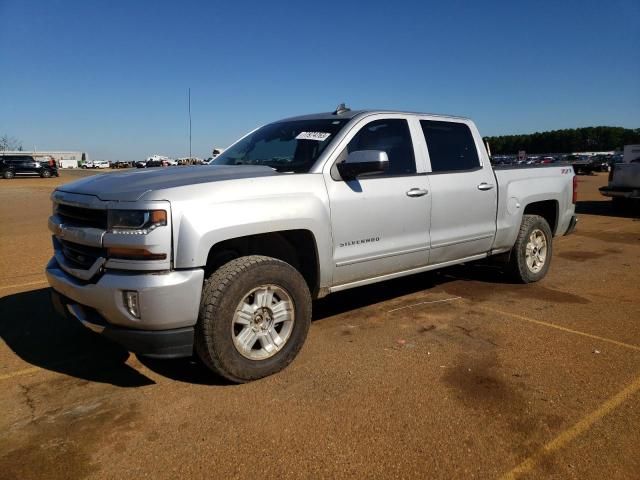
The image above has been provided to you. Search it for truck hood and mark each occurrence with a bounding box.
[56,165,278,201]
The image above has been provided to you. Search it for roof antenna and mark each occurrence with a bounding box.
[333,103,350,115]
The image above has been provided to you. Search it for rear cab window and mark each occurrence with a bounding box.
[420,120,480,173]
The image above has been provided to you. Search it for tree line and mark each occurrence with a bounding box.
[0,135,23,151]
[484,126,640,155]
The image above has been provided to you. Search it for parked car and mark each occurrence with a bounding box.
[600,145,640,209]
[111,161,131,168]
[135,161,147,168]
[1,154,59,179]
[84,160,110,169]
[145,160,163,167]
[567,155,596,175]
[46,108,577,382]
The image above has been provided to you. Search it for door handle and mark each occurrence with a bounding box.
[477,183,495,191]
[406,188,429,197]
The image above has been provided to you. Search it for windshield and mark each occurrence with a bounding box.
[212,119,348,173]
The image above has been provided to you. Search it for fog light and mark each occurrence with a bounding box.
[123,291,140,318]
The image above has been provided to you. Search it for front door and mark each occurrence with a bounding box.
[326,118,431,286]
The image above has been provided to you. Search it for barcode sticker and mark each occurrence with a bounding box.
[296,132,331,141]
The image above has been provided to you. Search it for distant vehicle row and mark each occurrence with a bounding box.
[491,154,615,174]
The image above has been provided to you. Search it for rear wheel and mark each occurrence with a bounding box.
[2,170,15,179]
[507,214,553,283]
[195,255,311,383]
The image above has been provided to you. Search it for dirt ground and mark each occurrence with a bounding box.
[0,170,638,479]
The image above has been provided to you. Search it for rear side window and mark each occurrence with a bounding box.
[420,120,480,172]
[347,119,416,176]
[1,156,24,165]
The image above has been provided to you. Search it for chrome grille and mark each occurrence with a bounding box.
[58,239,105,269]
[55,203,107,229]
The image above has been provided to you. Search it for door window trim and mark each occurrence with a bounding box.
[415,117,487,173]
[424,166,484,175]
[324,113,428,181]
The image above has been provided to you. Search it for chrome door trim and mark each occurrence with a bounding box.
[335,245,431,268]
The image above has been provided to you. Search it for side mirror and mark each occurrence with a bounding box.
[337,150,389,180]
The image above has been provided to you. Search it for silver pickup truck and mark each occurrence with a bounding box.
[46,108,577,382]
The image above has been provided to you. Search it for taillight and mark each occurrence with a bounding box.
[572,175,578,204]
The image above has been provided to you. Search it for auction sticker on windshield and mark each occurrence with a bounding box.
[296,132,332,141]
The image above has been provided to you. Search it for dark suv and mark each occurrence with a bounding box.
[0,155,59,179]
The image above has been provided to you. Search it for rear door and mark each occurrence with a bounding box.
[8,157,28,174]
[325,115,431,286]
[16,156,38,173]
[419,119,497,264]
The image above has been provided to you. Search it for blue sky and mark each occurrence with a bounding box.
[1,0,638,161]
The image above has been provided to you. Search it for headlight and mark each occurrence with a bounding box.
[108,209,167,234]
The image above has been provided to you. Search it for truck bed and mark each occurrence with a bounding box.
[491,164,576,252]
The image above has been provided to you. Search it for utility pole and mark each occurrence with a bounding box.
[188,88,192,161]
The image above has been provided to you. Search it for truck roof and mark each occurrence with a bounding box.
[279,109,471,123]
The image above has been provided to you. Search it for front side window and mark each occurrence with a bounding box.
[213,119,348,173]
[347,119,416,176]
[420,120,480,172]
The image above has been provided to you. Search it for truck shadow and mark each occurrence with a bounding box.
[0,263,530,387]
[575,199,639,219]
[0,288,237,386]
[0,288,154,387]
[313,263,512,321]
[313,271,439,321]
[136,356,234,386]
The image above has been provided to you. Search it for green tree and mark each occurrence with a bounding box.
[485,127,640,154]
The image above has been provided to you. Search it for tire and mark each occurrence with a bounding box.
[195,255,312,383]
[2,170,15,179]
[507,214,553,283]
[40,169,52,178]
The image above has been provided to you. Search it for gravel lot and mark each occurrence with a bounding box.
[0,170,638,479]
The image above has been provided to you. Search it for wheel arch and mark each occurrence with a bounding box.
[522,200,559,235]
[204,230,321,298]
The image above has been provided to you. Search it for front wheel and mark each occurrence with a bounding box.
[507,214,553,283]
[195,255,312,383]
[40,169,52,178]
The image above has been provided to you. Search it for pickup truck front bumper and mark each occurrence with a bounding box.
[46,257,204,358]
